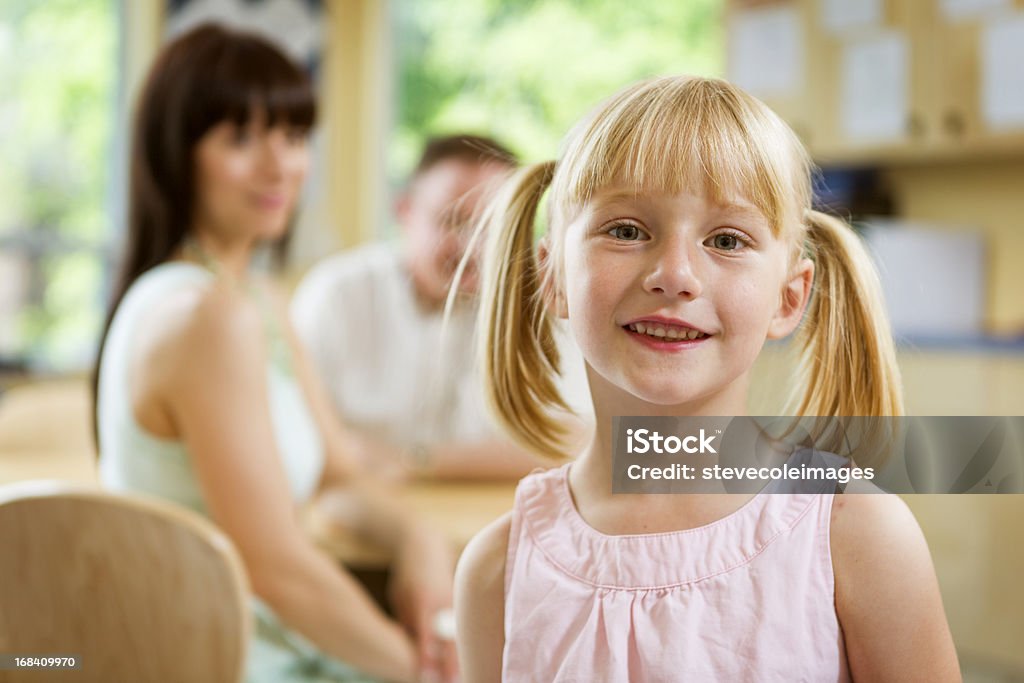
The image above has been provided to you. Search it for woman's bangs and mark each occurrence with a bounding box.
[196,35,317,134]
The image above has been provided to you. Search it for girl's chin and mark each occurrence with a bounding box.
[621,382,731,414]
[606,383,698,411]
[632,396,702,413]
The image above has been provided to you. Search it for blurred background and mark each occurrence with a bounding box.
[0,0,724,372]
[0,0,1022,680]
[2,0,1024,374]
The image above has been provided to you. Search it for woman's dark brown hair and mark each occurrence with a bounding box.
[91,23,317,445]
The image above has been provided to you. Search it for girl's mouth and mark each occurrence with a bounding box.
[623,321,710,342]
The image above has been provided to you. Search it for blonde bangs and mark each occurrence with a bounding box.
[553,77,811,238]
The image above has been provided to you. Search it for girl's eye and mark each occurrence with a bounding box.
[608,224,646,241]
[707,232,747,251]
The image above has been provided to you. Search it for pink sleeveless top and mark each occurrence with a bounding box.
[502,464,850,682]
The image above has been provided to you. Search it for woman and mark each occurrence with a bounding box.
[94,24,456,683]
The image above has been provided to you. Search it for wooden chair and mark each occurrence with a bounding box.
[0,481,250,682]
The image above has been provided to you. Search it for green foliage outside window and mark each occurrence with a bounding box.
[391,0,723,182]
[0,0,722,370]
[0,0,115,370]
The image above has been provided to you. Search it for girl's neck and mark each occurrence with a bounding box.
[568,385,763,535]
[574,370,751,499]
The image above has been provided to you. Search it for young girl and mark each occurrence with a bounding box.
[454,76,960,681]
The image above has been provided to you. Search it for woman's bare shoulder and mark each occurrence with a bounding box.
[134,278,265,381]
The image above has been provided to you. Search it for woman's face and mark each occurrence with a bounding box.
[192,108,310,244]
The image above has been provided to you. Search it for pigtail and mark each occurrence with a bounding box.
[789,210,903,459]
[474,160,574,460]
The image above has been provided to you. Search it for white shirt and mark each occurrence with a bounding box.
[291,242,590,450]
[100,262,324,512]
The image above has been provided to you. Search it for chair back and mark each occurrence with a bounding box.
[0,481,250,682]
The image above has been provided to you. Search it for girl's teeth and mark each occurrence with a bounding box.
[628,323,704,340]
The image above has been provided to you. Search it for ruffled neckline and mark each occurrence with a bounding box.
[517,463,827,590]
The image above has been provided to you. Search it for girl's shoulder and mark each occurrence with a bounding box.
[456,511,512,597]
[829,492,924,568]
[830,493,929,595]
[456,465,564,598]
[455,512,512,682]
[829,493,959,678]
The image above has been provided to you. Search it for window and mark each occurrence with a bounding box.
[390,0,723,183]
[0,0,117,373]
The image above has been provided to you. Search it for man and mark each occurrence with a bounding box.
[292,134,587,479]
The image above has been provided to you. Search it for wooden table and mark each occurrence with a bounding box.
[0,379,97,456]
[306,481,517,568]
[1,379,519,567]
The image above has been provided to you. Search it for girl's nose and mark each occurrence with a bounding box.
[642,241,703,299]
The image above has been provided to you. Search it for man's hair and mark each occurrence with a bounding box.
[412,134,518,180]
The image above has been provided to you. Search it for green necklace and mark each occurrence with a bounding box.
[181,236,294,377]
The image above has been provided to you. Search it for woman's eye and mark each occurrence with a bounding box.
[709,233,745,251]
[230,128,252,146]
[608,224,645,241]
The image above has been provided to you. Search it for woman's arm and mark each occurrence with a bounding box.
[156,285,418,683]
[454,513,510,683]
[337,429,550,482]
[403,435,570,482]
[271,281,458,682]
[831,493,961,682]
[417,437,544,481]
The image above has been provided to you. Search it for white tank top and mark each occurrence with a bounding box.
[97,262,324,513]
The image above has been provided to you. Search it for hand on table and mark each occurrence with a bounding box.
[390,525,460,683]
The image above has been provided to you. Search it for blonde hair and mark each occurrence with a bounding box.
[475,76,903,460]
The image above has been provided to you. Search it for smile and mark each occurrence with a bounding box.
[253,194,287,210]
[624,321,709,341]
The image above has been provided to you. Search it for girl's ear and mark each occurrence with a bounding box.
[537,237,568,319]
[768,257,814,340]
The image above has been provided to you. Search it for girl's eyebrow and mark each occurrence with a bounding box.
[588,190,642,209]
[714,202,767,224]
[585,192,769,226]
